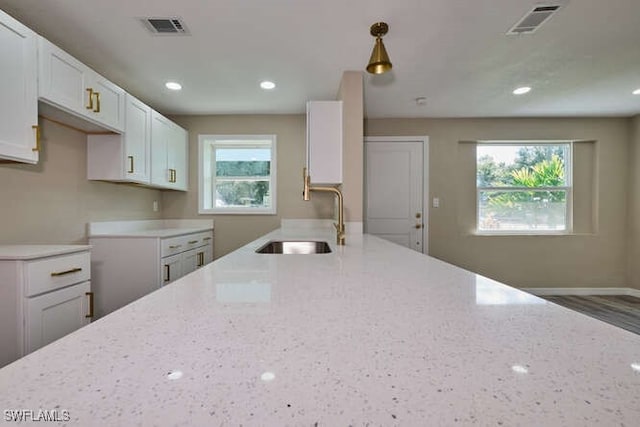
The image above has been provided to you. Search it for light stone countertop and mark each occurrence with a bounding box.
[0,228,639,425]
[0,245,91,260]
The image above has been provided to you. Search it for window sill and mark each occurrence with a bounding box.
[199,208,276,215]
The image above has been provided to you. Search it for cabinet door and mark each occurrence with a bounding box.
[0,10,38,164]
[181,249,199,277]
[38,37,124,133]
[151,110,170,187]
[200,243,213,266]
[90,73,125,132]
[306,100,343,184]
[25,281,91,354]
[168,122,189,191]
[38,37,91,117]
[124,95,151,183]
[161,254,182,286]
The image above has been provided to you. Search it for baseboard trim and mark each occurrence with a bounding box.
[522,287,640,298]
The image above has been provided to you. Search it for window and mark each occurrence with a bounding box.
[199,135,276,214]
[476,142,571,233]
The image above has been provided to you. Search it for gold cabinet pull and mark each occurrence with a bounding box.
[169,244,182,249]
[164,264,170,282]
[85,292,94,318]
[188,240,198,244]
[169,169,176,183]
[127,156,134,173]
[51,267,82,277]
[197,251,204,267]
[86,88,94,109]
[93,91,101,113]
[203,237,212,241]
[31,125,41,152]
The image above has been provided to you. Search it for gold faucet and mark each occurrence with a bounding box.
[303,167,346,245]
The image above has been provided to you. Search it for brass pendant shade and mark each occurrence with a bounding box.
[366,22,392,74]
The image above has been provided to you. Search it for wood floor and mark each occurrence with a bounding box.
[544,295,640,335]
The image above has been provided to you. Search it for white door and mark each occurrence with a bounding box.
[124,95,151,183]
[25,281,91,354]
[0,10,38,164]
[365,138,427,253]
[161,254,182,285]
[151,111,170,187]
[91,73,125,132]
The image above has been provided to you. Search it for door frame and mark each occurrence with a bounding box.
[364,136,430,255]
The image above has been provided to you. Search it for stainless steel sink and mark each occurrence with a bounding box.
[255,240,331,254]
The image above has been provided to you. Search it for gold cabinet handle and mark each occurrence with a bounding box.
[197,251,204,267]
[93,91,101,113]
[51,267,82,277]
[203,237,212,241]
[164,264,170,282]
[169,169,176,183]
[85,292,94,318]
[127,156,134,173]
[169,244,182,249]
[188,240,199,244]
[31,125,41,152]
[86,88,94,109]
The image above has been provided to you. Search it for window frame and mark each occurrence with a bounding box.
[198,134,277,215]
[475,140,573,235]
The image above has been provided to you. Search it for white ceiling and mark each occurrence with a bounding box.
[2,0,639,118]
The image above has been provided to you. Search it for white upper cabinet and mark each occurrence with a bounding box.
[38,37,125,133]
[87,94,151,184]
[0,10,38,164]
[151,111,188,191]
[306,100,343,184]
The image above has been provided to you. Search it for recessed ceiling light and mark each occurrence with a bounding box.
[633,88,640,95]
[260,81,276,90]
[513,86,531,95]
[165,81,182,91]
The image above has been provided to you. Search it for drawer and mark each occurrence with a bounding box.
[24,251,91,297]
[161,231,213,258]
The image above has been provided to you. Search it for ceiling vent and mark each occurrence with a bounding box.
[507,5,562,35]
[140,17,190,35]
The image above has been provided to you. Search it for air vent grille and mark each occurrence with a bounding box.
[507,5,562,35]
[140,17,190,35]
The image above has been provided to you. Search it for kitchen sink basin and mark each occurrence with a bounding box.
[255,240,331,254]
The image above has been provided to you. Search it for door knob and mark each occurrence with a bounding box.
[415,224,423,229]
[416,213,422,219]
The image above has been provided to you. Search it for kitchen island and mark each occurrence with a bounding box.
[0,225,639,425]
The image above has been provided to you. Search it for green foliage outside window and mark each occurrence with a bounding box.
[477,145,568,231]
[216,160,270,207]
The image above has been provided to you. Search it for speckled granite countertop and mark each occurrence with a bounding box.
[0,228,638,426]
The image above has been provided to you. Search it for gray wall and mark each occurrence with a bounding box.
[628,115,640,289]
[365,117,631,289]
[0,118,161,244]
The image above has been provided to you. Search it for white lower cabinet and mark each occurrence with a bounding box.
[90,230,213,318]
[0,247,92,368]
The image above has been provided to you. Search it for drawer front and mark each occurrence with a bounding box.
[161,235,188,258]
[25,252,90,297]
[161,231,213,257]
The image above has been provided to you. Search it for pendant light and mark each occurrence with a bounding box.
[366,22,392,74]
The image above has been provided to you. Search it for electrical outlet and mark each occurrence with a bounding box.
[432,197,440,208]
